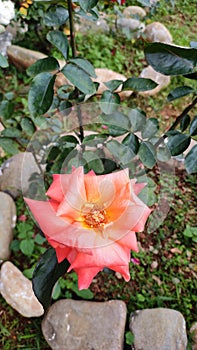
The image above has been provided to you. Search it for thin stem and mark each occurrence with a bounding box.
[155,95,197,148]
[67,0,84,142]
[67,0,76,58]
[77,104,84,142]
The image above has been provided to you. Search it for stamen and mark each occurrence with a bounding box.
[82,204,107,228]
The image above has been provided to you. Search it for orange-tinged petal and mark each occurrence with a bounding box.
[25,198,97,250]
[62,167,87,211]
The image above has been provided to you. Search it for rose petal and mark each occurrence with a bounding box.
[68,242,130,270]
[75,266,102,290]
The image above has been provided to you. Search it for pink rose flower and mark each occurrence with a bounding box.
[25,167,151,290]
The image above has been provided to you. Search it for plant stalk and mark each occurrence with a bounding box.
[67,0,77,58]
[155,95,197,148]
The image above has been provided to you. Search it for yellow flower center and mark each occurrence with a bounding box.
[82,204,107,228]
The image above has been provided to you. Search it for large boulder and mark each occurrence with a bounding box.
[0,152,40,198]
[130,308,187,350]
[0,261,44,317]
[42,299,127,350]
[0,192,16,260]
[123,6,146,19]
[144,22,173,43]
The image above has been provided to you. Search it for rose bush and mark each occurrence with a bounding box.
[25,167,151,290]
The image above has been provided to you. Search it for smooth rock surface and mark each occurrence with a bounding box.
[190,322,197,350]
[0,152,40,198]
[130,308,188,350]
[0,192,16,260]
[123,6,146,19]
[7,44,47,69]
[42,299,127,350]
[140,65,170,96]
[145,22,173,43]
[0,261,44,317]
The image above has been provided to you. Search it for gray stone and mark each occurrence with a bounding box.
[117,17,145,39]
[42,299,127,350]
[0,192,16,260]
[0,31,12,56]
[0,261,44,317]
[7,44,47,70]
[130,308,187,350]
[123,6,146,19]
[140,65,170,96]
[75,15,110,34]
[190,322,197,350]
[0,152,40,198]
[144,22,173,43]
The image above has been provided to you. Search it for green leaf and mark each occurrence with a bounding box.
[83,150,104,174]
[71,285,94,299]
[145,43,197,76]
[167,86,195,101]
[62,63,96,95]
[189,115,197,136]
[0,53,9,68]
[28,72,56,117]
[78,0,99,11]
[32,248,70,310]
[82,134,107,146]
[27,57,60,77]
[69,58,96,78]
[125,331,134,346]
[138,141,157,168]
[156,146,171,162]
[142,118,159,139]
[104,79,123,91]
[21,117,36,136]
[180,114,190,132]
[106,139,136,165]
[57,84,74,99]
[185,144,197,174]
[183,225,197,238]
[47,31,69,60]
[20,239,35,256]
[122,133,140,154]
[0,100,14,120]
[0,138,19,155]
[137,177,157,206]
[43,6,69,27]
[122,77,158,91]
[128,108,146,132]
[100,91,120,114]
[1,127,22,138]
[34,233,46,245]
[100,111,129,136]
[52,281,62,300]
[167,133,191,156]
